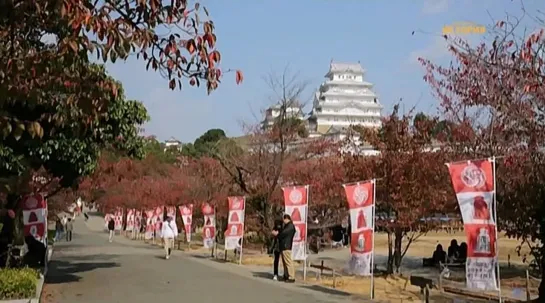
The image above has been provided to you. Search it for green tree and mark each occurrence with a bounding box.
[0,65,148,253]
[143,137,183,164]
[193,128,227,157]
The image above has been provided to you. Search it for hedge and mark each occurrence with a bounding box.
[0,268,39,300]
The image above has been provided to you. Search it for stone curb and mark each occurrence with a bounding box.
[0,246,54,303]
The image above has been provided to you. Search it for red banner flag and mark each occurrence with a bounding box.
[447,158,498,291]
[201,203,216,248]
[178,205,193,242]
[22,194,47,244]
[225,197,245,250]
[282,185,309,261]
[343,181,375,276]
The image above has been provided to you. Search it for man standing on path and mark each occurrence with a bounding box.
[108,218,115,242]
[273,214,296,283]
[65,218,73,242]
[161,216,178,260]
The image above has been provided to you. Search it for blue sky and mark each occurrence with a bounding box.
[105,0,543,142]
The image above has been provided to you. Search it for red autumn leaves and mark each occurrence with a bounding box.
[56,0,243,92]
[78,153,232,215]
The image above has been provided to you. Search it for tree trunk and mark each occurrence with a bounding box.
[538,250,545,302]
[386,231,394,274]
[0,194,22,267]
[394,229,403,273]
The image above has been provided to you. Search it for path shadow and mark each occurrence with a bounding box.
[191,254,210,259]
[154,255,167,260]
[298,285,351,297]
[190,254,229,263]
[45,259,120,284]
[49,243,87,249]
[55,254,120,262]
[252,271,274,279]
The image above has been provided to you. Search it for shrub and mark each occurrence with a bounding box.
[0,268,39,300]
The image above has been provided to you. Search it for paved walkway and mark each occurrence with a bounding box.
[42,214,362,303]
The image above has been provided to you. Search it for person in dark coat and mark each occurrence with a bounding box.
[447,239,460,263]
[272,214,296,283]
[270,220,283,281]
[55,218,64,241]
[432,244,447,264]
[108,218,115,242]
[458,242,468,262]
[24,236,46,267]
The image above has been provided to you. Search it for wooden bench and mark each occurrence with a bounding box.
[409,275,434,303]
[309,259,343,288]
[175,238,185,250]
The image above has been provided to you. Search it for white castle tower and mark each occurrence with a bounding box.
[308,61,383,135]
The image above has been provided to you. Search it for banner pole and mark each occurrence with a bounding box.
[303,185,309,281]
[239,235,244,265]
[239,197,245,265]
[492,157,502,302]
[212,205,217,258]
[370,179,376,300]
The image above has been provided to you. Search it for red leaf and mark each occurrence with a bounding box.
[235,70,243,85]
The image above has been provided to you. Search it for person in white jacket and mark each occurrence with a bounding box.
[161,216,178,259]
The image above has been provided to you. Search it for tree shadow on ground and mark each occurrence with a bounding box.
[53,254,120,262]
[191,254,217,260]
[252,271,274,279]
[45,259,120,284]
[298,285,352,297]
[190,254,229,263]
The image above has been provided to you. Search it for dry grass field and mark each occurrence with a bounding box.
[372,231,533,263]
[215,231,539,302]
[230,231,533,265]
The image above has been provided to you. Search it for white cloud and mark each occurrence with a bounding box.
[421,0,449,15]
[408,34,483,67]
[408,36,452,66]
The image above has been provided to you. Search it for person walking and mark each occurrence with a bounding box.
[272,214,296,283]
[54,218,63,242]
[65,218,73,241]
[140,215,147,240]
[108,218,115,242]
[161,216,178,260]
[270,220,283,281]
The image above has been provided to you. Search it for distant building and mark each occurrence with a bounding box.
[164,137,182,152]
[262,102,305,130]
[254,61,388,156]
[308,61,383,137]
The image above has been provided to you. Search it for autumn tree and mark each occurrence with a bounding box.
[282,154,345,227]
[0,0,241,204]
[420,12,545,299]
[0,67,148,254]
[216,67,315,241]
[355,106,454,274]
[181,156,231,235]
[79,152,188,213]
[0,66,148,195]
